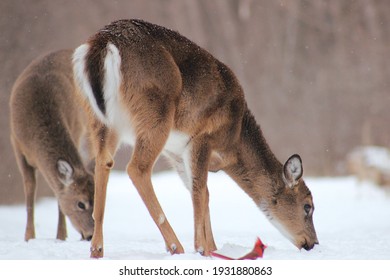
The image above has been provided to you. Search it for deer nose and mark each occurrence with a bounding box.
[302,239,318,251]
[81,233,93,241]
[303,242,311,251]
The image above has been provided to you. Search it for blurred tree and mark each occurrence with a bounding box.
[1,0,389,203]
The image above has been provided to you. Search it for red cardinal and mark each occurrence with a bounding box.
[211,237,267,260]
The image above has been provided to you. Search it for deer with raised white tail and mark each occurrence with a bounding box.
[73,19,318,258]
[10,50,95,242]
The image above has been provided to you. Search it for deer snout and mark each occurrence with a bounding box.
[80,224,94,241]
[81,232,93,241]
[301,238,319,251]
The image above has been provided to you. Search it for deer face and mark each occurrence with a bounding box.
[57,160,94,240]
[262,155,318,250]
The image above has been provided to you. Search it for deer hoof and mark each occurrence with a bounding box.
[197,246,212,256]
[90,246,103,258]
[167,243,184,254]
[197,246,205,255]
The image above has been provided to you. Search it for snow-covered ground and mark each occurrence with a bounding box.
[1,171,390,260]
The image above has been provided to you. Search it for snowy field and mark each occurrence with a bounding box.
[1,170,390,260]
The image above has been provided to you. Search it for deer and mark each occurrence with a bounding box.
[72,19,319,258]
[10,49,95,242]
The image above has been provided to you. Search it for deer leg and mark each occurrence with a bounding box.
[190,139,216,255]
[169,153,217,254]
[56,204,67,240]
[22,162,37,242]
[90,127,118,258]
[127,131,184,255]
[11,138,37,241]
[204,188,217,252]
[90,152,113,258]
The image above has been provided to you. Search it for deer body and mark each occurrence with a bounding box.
[73,19,318,258]
[10,50,94,241]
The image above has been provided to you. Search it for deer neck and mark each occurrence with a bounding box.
[223,109,284,204]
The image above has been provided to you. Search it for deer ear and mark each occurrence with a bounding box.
[283,154,303,188]
[57,159,74,187]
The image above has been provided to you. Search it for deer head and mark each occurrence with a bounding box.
[260,155,318,250]
[56,159,94,240]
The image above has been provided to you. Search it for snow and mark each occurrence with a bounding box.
[348,145,390,172]
[1,171,390,260]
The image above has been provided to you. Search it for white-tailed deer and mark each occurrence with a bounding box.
[73,19,318,258]
[10,50,95,241]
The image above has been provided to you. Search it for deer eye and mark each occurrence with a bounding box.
[304,204,312,215]
[78,202,86,210]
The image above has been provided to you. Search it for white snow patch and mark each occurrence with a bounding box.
[1,171,390,260]
[349,146,390,172]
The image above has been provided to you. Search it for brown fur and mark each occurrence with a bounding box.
[74,19,318,258]
[10,50,95,241]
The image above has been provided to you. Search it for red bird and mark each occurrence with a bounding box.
[211,237,267,260]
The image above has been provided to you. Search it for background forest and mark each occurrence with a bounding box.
[1,0,389,203]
